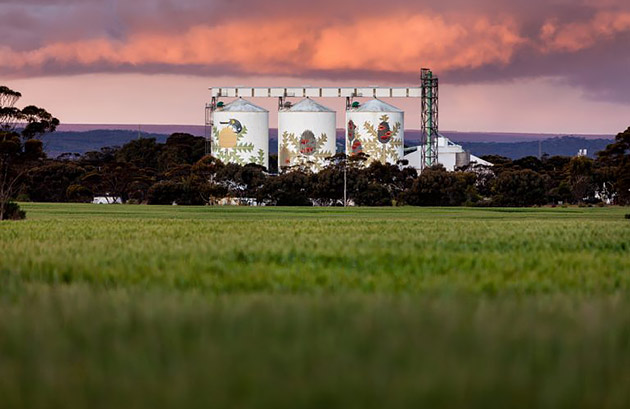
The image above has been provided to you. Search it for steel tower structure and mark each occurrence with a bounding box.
[420,68,439,170]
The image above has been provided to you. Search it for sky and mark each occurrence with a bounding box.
[1,0,629,133]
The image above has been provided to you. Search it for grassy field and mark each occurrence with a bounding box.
[1,203,630,408]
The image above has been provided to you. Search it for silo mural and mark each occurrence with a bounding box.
[212,98,269,168]
[278,98,336,172]
[346,99,404,165]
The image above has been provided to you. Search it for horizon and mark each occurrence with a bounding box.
[54,123,616,140]
[2,0,630,134]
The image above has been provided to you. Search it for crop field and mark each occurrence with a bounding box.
[1,203,630,408]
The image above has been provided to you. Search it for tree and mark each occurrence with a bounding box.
[1,85,58,220]
[116,137,161,170]
[156,164,205,205]
[540,155,572,204]
[597,127,630,205]
[158,133,205,171]
[403,166,477,206]
[491,169,547,207]
[66,184,93,203]
[82,161,149,203]
[310,154,347,206]
[190,155,228,203]
[147,180,186,205]
[512,156,543,172]
[261,171,312,206]
[26,162,86,202]
[20,105,60,140]
[354,182,392,206]
[565,156,595,203]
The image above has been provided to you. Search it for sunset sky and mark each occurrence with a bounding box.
[1,0,629,133]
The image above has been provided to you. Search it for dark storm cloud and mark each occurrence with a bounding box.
[1,0,629,102]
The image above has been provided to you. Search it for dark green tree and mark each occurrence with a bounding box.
[26,162,86,202]
[403,166,477,206]
[116,137,161,170]
[491,169,547,207]
[565,156,595,203]
[261,171,312,206]
[597,127,630,205]
[1,86,58,220]
[158,133,205,171]
[190,155,228,203]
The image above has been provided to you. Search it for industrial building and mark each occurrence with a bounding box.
[346,99,404,166]
[404,137,492,171]
[206,68,492,173]
[211,98,269,168]
[278,98,336,172]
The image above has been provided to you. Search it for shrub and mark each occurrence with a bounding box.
[1,202,26,220]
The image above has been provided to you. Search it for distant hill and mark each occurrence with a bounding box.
[41,130,169,158]
[458,136,612,159]
[57,124,612,143]
[57,124,206,136]
[42,126,614,160]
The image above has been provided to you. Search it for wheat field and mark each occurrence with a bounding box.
[1,204,629,408]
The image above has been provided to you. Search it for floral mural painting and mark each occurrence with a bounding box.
[377,120,393,144]
[212,119,266,167]
[348,120,357,142]
[279,130,333,172]
[299,130,317,155]
[351,139,363,156]
[347,114,401,164]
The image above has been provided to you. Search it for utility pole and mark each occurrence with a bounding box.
[343,156,347,207]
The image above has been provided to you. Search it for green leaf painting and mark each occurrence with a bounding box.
[347,115,402,165]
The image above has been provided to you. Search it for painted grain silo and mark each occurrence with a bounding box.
[212,98,269,168]
[278,98,336,172]
[346,99,404,165]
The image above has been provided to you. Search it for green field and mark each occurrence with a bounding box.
[1,204,630,408]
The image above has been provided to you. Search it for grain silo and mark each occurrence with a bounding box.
[212,98,269,168]
[277,98,336,172]
[346,99,404,165]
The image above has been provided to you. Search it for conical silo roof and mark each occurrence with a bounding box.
[220,98,268,112]
[286,98,334,112]
[355,98,402,113]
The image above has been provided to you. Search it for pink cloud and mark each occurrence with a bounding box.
[540,12,630,52]
[0,13,524,75]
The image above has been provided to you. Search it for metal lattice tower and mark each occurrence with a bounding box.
[420,68,439,170]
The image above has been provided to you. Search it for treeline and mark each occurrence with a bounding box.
[12,128,630,207]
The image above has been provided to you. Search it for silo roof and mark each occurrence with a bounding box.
[355,98,403,113]
[220,98,268,112]
[285,98,334,112]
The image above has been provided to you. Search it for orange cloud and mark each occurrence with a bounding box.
[312,14,524,72]
[0,13,524,76]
